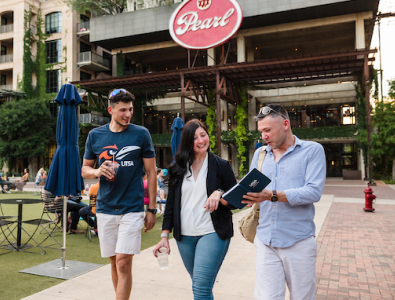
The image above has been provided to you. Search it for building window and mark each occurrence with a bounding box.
[341,106,355,125]
[46,39,62,63]
[80,42,91,53]
[80,14,89,23]
[45,141,57,169]
[45,12,62,34]
[80,71,91,81]
[1,74,6,85]
[46,69,62,93]
[48,100,59,118]
[1,17,7,26]
[1,45,6,56]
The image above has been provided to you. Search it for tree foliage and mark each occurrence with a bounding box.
[371,100,395,179]
[34,10,50,98]
[22,7,34,97]
[0,98,55,160]
[63,0,128,15]
[235,85,249,177]
[388,79,395,99]
[205,88,217,154]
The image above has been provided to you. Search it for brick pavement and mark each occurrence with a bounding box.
[322,186,395,200]
[316,203,395,299]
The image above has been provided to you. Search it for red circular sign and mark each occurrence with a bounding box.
[169,0,243,50]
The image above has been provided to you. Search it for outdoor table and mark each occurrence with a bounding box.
[0,198,43,251]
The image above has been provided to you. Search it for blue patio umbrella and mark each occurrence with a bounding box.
[170,117,184,158]
[45,84,84,196]
[44,83,84,267]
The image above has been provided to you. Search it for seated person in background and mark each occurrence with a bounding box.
[79,182,99,235]
[0,172,15,194]
[15,168,29,191]
[43,190,85,234]
[157,168,165,189]
[35,168,47,186]
[65,198,85,234]
[156,188,166,214]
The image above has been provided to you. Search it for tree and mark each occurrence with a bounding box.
[388,78,395,99]
[206,88,217,154]
[0,98,55,163]
[63,0,128,15]
[235,85,249,177]
[371,99,395,180]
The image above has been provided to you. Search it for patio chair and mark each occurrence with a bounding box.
[0,203,17,221]
[33,183,42,195]
[85,195,97,242]
[21,190,63,254]
[0,219,17,255]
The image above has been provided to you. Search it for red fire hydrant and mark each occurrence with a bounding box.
[363,186,376,212]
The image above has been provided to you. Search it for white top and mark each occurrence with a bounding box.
[180,152,215,236]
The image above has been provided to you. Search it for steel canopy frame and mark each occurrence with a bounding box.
[73,48,377,154]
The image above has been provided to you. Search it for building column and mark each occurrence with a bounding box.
[237,36,246,63]
[247,48,254,62]
[358,148,366,180]
[207,48,215,66]
[355,13,365,50]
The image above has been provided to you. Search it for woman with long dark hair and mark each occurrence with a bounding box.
[153,119,237,300]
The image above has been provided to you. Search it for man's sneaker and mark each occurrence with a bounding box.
[4,190,11,194]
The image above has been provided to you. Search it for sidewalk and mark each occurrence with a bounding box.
[22,180,395,300]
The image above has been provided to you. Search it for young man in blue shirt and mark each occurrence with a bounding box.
[82,88,157,300]
[242,104,326,300]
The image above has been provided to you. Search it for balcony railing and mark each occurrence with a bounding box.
[0,54,13,64]
[77,21,90,33]
[0,24,13,34]
[0,84,12,90]
[77,52,110,69]
[79,113,110,126]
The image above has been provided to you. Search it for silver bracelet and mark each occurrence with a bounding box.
[161,232,169,239]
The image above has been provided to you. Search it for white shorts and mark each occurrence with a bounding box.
[96,212,145,257]
[254,236,317,300]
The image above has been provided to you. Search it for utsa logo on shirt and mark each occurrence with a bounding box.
[98,144,140,167]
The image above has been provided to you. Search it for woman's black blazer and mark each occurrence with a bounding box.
[162,151,237,241]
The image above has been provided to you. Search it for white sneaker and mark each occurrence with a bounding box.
[5,190,11,194]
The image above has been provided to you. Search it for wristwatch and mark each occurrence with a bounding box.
[270,190,278,202]
[147,208,158,214]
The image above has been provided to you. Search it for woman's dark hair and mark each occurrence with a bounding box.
[156,168,162,175]
[25,168,29,173]
[168,119,209,186]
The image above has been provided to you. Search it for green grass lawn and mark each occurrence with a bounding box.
[0,191,172,300]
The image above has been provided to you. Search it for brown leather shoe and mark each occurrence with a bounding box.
[69,229,85,234]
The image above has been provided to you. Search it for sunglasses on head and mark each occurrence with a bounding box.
[108,88,127,100]
[258,106,286,119]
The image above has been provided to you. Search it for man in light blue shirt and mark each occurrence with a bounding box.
[242,104,326,300]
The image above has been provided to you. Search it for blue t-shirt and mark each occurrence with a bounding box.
[84,124,155,215]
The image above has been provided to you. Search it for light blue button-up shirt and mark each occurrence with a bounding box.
[250,135,326,248]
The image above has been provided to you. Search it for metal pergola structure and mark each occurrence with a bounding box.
[73,48,376,155]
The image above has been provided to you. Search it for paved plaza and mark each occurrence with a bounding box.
[22,180,395,300]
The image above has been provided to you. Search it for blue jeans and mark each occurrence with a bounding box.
[176,232,230,300]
